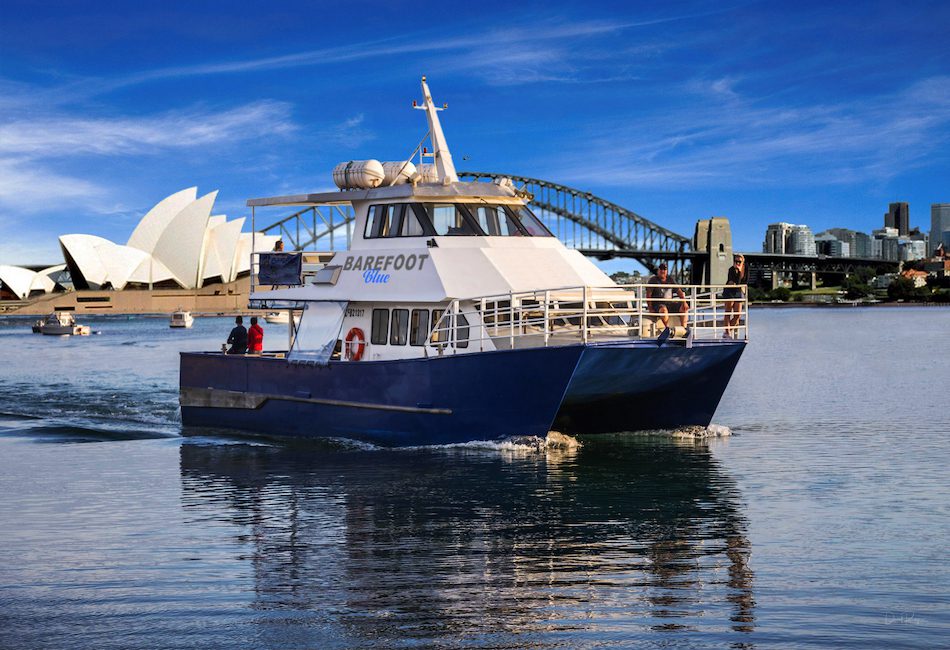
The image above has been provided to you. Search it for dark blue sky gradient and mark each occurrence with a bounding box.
[1,0,948,268]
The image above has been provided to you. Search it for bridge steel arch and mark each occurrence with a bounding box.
[256,172,694,277]
[459,172,692,276]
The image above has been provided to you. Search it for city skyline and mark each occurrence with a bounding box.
[2,1,949,268]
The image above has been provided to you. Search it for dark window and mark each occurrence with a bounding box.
[400,207,425,236]
[431,309,448,344]
[371,309,389,345]
[364,204,408,238]
[506,205,553,237]
[364,205,381,238]
[427,204,476,236]
[410,309,429,346]
[390,309,409,345]
[473,205,523,236]
[456,313,470,349]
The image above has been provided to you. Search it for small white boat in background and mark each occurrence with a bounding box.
[264,311,296,325]
[170,310,195,328]
[38,311,91,336]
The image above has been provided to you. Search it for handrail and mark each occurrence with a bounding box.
[428,283,748,352]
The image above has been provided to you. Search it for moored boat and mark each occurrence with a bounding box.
[170,310,194,328]
[38,311,91,336]
[263,311,298,325]
[179,78,747,445]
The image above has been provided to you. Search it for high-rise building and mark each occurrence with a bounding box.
[931,203,950,255]
[827,228,872,258]
[885,202,910,236]
[815,232,851,257]
[763,222,794,254]
[789,225,816,256]
[873,227,900,261]
[763,222,815,255]
[900,240,927,262]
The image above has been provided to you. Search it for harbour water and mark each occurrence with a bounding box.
[1,309,948,648]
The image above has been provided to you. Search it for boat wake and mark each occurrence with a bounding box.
[399,430,583,454]
[671,424,733,439]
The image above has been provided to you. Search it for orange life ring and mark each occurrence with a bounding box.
[344,327,366,361]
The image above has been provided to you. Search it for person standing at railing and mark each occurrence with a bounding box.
[226,316,248,355]
[721,254,746,338]
[247,316,264,354]
[646,263,688,329]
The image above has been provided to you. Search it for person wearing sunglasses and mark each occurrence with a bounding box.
[722,255,746,338]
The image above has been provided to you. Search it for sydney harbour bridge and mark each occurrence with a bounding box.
[257,172,895,287]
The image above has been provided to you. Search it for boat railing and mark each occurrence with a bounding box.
[429,283,748,352]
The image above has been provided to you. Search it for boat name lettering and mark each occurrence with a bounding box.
[346,308,365,318]
[363,269,390,284]
[342,254,429,273]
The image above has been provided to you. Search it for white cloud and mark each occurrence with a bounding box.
[0,101,296,159]
[0,159,106,213]
[547,76,950,188]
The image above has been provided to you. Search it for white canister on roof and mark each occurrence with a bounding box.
[332,160,385,190]
[381,161,417,186]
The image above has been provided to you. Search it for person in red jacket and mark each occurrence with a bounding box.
[248,316,264,354]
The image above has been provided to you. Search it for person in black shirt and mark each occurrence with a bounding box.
[721,254,746,338]
[227,316,248,354]
[646,263,688,329]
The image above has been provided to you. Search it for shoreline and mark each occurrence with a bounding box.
[750,301,949,308]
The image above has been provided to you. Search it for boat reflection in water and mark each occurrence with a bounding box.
[179,436,755,645]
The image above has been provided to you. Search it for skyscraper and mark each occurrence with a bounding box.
[827,228,872,258]
[931,203,950,255]
[885,202,910,236]
[789,225,816,256]
[763,222,794,254]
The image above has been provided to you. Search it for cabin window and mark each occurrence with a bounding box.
[506,206,554,237]
[473,205,523,236]
[364,204,431,238]
[431,309,448,344]
[400,207,426,236]
[364,204,408,238]
[410,309,429,346]
[390,309,409,345]
[456,313,470,349]
[428,204,476,236]
[371,309,389,345]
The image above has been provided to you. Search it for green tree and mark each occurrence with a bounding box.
[842,266,876,299]
[887,277,928,301]
[769,286,792,301]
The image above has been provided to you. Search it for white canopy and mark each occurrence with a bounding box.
[251,239,611,304]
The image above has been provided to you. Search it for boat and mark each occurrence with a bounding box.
[179,78,747,446]
[37,311,91,336]
[263,311,298,325]
[170,310,195,328]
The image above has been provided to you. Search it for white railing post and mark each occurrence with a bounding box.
[686,285,699,330]
[543,289,550,347]
[743,287,749,340]
[582,286,589,344]
[713,287,718,339]
[509,291,515,349]
[452,300,458,355]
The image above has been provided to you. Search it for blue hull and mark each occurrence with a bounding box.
[180,340,745,446]
[555,340,746,434]
[180,346,584,446]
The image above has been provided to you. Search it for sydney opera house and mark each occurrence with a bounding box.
[0,188,278,312]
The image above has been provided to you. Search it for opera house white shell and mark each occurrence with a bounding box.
[0,264,61,300]
[59,187,278,290]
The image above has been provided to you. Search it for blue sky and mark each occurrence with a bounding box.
[2,0,949,269]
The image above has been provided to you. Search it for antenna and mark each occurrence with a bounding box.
[413,76,458,183]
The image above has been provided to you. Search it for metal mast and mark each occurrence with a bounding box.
[415,76,458,183]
